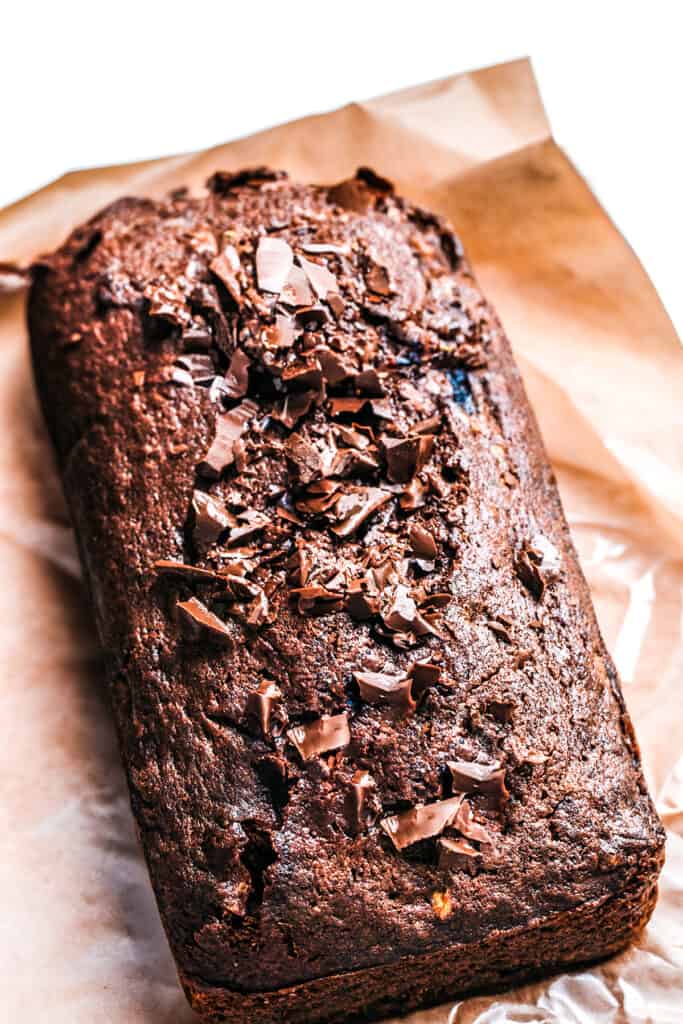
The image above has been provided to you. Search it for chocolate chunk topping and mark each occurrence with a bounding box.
[256,236,293,293]
[408,524,438,559]
[330,487,391,538]
[297,254,337,301]
[177,596,232,645]
[153,559,223,583]
[287,713,351,760]
[223,349,251,399]
[246,680,283,737]
[515,533,561,600]
[438,837,480,871]
[409,659,441,692]
[210,245,241,306]
[198,399,259,478]
[454,799,494,845]
[346,770,375,833]
[264,314,296,349]
[447,760,509,810]
[353,670,416,712]
[191,490,234,550]
[380,795,463,851]
[366,263,393,297]
[383,435,434,483]
[280,265,313,307]
[207,167,286,193]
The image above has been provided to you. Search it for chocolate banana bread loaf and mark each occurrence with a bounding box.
[28,167,664,1023]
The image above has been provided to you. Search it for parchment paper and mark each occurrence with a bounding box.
[1,58,682,1023]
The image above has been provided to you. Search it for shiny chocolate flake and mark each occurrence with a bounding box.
[255,236,293,293]
[331,487,392,538]
[287,712,351,760]
[264,313,296,349]
[223,349,251,399]
[354,368,385,396]
[284,432,324,485]
[409,659,441,693]
[274,390,316,429]
[353,670,415,712]
[408,523,438,559]
[515,533,561,600]
[177,596,232,645]
[228,510,270,546]
[447,760,509,810]
[280,265,313,307]
[381,583,439,638]
[175,353,215,383]
[329,397,368,416]
[380,795,463,851]
[454,799,494,846]
[210,245,241,305]
[198,399,259,479]
[247,680,282,736]
[144,280,190,327]
[152,559,223,584]
[383,434,434,483]
[400,477,428,511]
[346,770,375,833]
[207,167,287,193]
[366,262,393,297]
[297,254,337,301]
[346,578,380,620]
[438,837,480,871]
[191,490,234,550]
[316,347,355,386]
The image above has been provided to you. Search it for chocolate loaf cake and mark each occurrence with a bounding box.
[28,168,664,1023]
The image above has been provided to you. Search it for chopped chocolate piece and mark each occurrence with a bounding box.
[486,619,512,643]
[454,799,494,845]
[210,246,241,306]
[296,304,328,328]
[274,390,316,429]
[515,534,561,600]
[383,435,434,483]
[366,263,393,297]
[346,578,380,620]
[246,588,270,627]
[297,254,337,301]
[183,321,213,349]
[264,313,296,349]
[175,353,215,382]
[354,368,385,396]
[381,583,439,638]
[353,670,415,712]
[198,399,259,479]
[144,281,190,327]
[438,837,481,871]
[346,770,375,833]
[331,487,391,538]
[280,265,313,307]
[408,524,438,559]
[284,433,324,485]
[301,242,349,256]
[287,713,351,760]
[413,413,442,435]
[256,236,293,294]
[177,596,232,645]
[326,292,346,319]
[380,795,463,851]
[400,477,428,511]
[228,510,270,546]
[447,760,510,810]
[223,349,251,399]
[191,490,234,550]
[246,680,282,736]
[329,397,368,416]
[335,424,371,449]
[316,347,354,386]
[152,559,223,583]
[207,167,286,193]
[169,367,195,387]
[409,660,441,692]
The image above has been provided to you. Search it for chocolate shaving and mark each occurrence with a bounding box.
[454,799,494,845]
[383,434,434,483]
[302,242,349,256]
[177,596,232,645]
[284,433,324,485]
[153,559,223,583]
[297,254,337,300]
[447,760,509,810]
[246,680,282,736]
[207,167,286,193]
[256,236,293,293]
[287,713,350,760]
[210,246,241,306]
[198,399,259,479]
[228,510,270,546]
[515,534,561,600]
[316,347,354,386]
[280,265,313,307]
[346,770,375,833]
[380,795,463,851]
[274,390,316,429]
[264,314,296,349]
[222,349,251,399]
[353,670,415,712]
[331,487,391,538]
[192,490,234,550]
[438,837,480,871]
[409,659,441,692]
[400,477,428,511]
[329,397,368,416]
[409,524,438,559]
[175,353,215,382]
[346,578,380,620]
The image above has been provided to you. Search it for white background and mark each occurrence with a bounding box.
[3,1,681,334]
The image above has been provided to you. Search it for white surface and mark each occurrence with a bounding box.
[3,0,682,335]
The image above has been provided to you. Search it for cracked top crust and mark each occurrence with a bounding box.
[28,168,664,993]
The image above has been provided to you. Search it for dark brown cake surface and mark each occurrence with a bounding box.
[28,168,664,1022]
